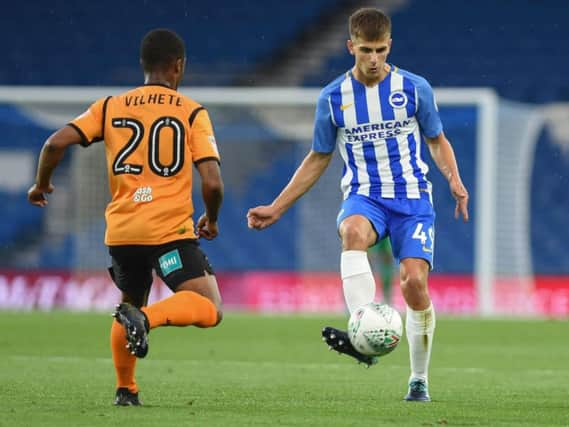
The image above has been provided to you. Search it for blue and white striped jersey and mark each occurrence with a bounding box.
[312,65,443,200]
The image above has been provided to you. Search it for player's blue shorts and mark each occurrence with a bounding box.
[336,194,436,268]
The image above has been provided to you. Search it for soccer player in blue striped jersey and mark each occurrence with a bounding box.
[247,7,469,402]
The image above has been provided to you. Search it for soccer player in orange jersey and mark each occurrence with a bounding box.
[28,29,224,406]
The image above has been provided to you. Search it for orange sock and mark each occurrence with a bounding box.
[110,320,138,393]
[142,290,218,329]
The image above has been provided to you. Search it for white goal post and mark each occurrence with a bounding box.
[0,86,498,315]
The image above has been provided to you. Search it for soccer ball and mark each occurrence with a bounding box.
[347,302,403,356]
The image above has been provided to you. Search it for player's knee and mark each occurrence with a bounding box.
[214,309,223,326]
[204,296,223,327]
[341,222,372,249]
[400,271,427,295]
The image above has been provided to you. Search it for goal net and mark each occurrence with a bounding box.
[0,86,566,316]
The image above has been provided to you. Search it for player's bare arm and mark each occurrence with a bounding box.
[196,159,223,240]
[247,150,333,230]
[28,125,83,207]
[425,131,469,221]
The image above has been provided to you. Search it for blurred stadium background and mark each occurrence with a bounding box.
[1,0,568,317]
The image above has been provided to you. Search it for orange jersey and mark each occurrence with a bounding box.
[70,84,220,245]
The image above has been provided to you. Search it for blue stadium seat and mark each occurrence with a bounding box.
[0,193,43,248]
[3,0,339,86]
[302,0,569,103]
[531,128,569,273]
[197,151,299,271]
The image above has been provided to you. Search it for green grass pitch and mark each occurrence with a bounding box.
[0,311,567,426]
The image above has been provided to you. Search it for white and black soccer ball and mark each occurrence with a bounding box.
[347,302,403,356]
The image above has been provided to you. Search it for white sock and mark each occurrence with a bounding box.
[341,250,376,314]
[406,303,436,383]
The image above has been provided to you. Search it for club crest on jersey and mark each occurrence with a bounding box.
[388,91,408,109]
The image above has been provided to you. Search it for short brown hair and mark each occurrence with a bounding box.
[349,8,391,41]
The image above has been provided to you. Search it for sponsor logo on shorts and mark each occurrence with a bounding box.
[159,249,183,276]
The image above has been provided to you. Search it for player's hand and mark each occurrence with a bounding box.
[27,183,54,207]
[196,214,219,240]
[449,177,469,221]
[247,205,281,230]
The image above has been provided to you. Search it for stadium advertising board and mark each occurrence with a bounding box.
[1,271,568,316]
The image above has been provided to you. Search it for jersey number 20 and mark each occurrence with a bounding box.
[111,116,185,177]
